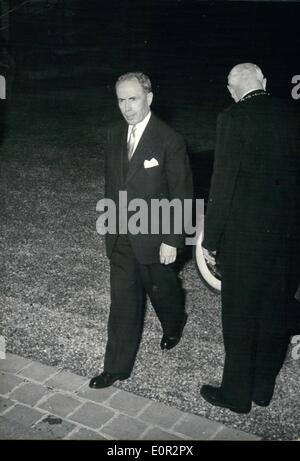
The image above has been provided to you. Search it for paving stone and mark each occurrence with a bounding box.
[4,404,44,427]
[45,370,88,392]
[0,396,15,413]
[33,414,77,440]
[101,414,148,440]
[0,354,32,373]
[212,426,261,441]
[18,362,58,383]
[9,382,53,406]
[173,414,221,440]
[67,427,107,440]
[0,372,24,395]
[37,393,82,417]
[76,384,117,404]
[0,356,262,441]
[108,390,149,416]
[69,401,115,429]
[0,415,46,440]
[141,427,185,440]
[139,401,184,429]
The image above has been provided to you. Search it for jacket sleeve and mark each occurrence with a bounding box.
[202,110,242,252]
[104,128,110,199]
[162,133,194,248]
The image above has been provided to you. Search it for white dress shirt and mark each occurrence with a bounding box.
[127,111,152,156]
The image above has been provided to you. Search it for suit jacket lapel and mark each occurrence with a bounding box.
[112,122,128,187]
[125,115,157,185]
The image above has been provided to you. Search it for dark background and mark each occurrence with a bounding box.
[4,0,300,107]
[2,0,300,213]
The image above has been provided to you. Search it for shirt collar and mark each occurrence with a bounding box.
[128,111,151,134]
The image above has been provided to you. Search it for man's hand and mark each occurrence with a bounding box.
[160,243,177,265]
[202,246,216,266]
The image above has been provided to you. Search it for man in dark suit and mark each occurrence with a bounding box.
[200,63,300,413]
[90,72,193,389]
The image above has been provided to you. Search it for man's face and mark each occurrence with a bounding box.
[116,78,153,125]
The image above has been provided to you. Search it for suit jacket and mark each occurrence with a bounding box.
[105,113,193,264]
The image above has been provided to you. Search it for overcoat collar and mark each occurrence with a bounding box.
[239,89,268,103]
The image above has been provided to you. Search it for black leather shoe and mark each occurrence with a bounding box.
[89,371,130,389]
[160,313,188,350]
[200,385,251,414]
[253,398,271,407]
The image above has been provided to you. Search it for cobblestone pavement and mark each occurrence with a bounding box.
[0,353,260,440]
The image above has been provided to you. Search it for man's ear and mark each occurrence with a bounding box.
[147,92,153,106]
[262,78,267,91]
[227,85,238,102]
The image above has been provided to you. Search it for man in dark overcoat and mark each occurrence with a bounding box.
[201,63,300,414]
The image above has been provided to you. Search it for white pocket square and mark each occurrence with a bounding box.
[144,158,159,169]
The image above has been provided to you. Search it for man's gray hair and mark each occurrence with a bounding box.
[229,63,264,83]
[116,72,152,93]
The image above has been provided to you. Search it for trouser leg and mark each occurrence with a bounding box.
[219,232,294,408]
[221,314,289,406]
[139,262,186,336]
[252,327,289,401]
[104,236,145,375]
[221,312,256,408]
